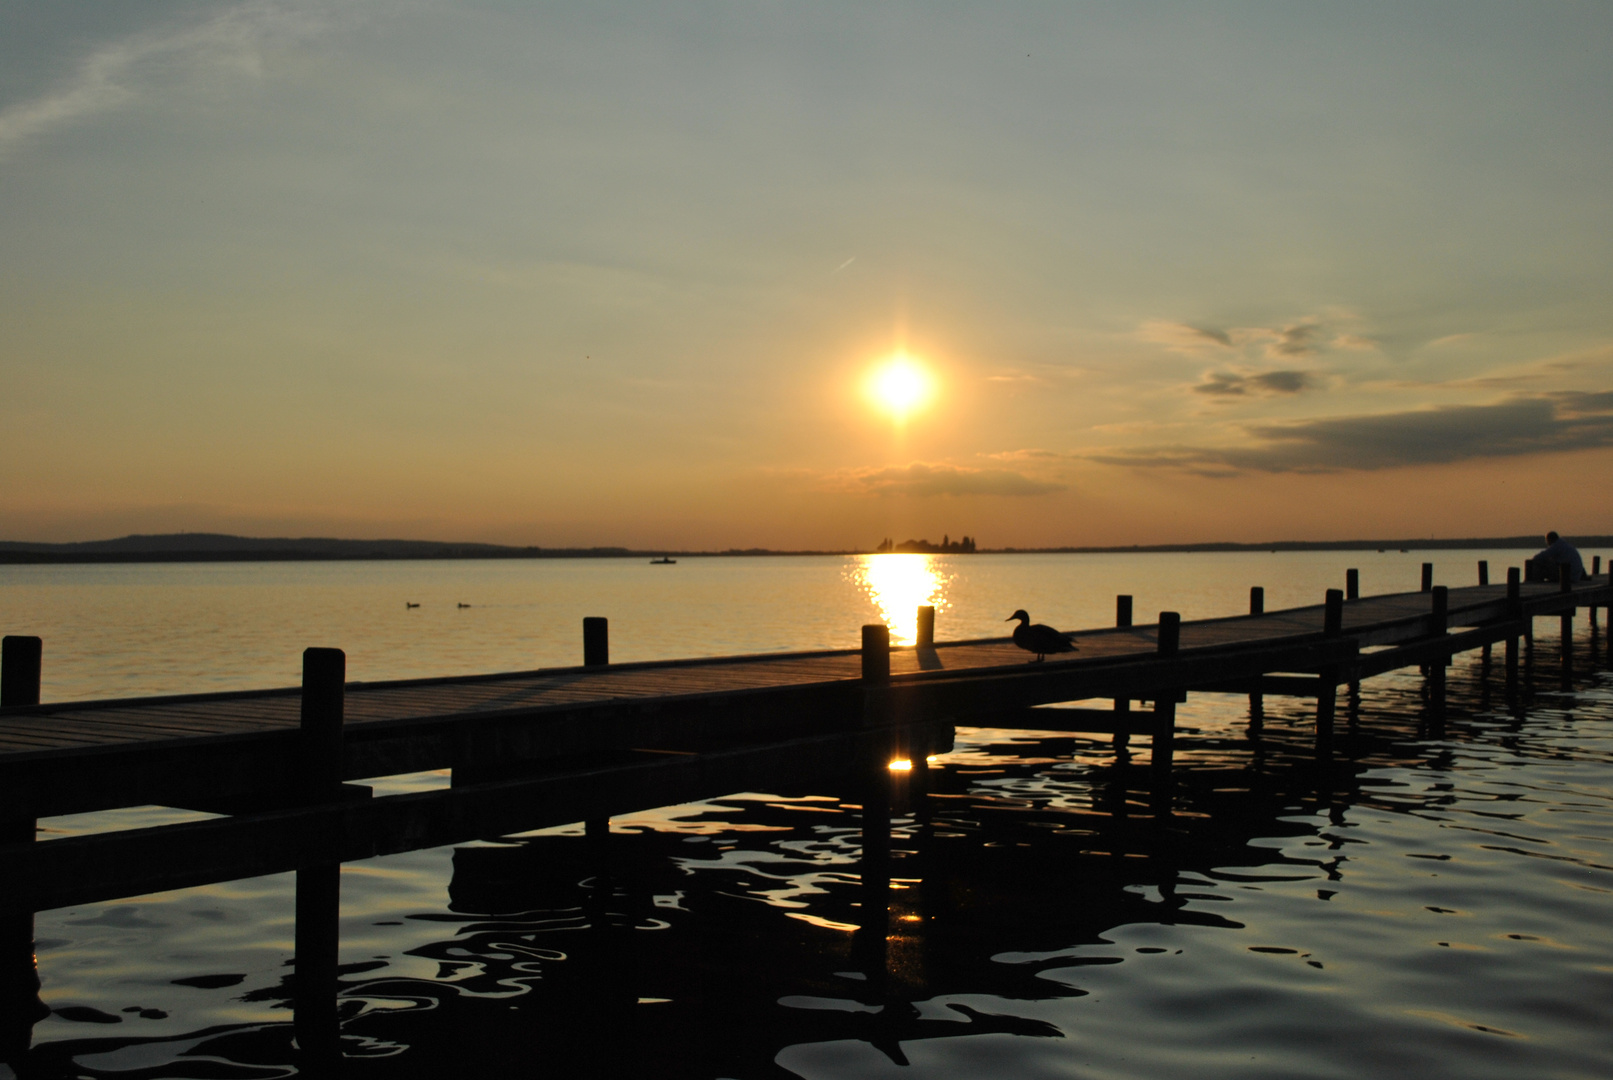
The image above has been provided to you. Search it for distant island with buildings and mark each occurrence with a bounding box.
[0,532,1607,565]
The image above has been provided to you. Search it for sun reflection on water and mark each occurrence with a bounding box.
[850,553,951,645]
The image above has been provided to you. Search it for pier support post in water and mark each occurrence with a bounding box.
[295,649,345,1068]
[1247,589,1264,721]
[583,617,609,667]
[1505,568,1521,696]
[1560,565,1574,684]
[1428,588,1448,716]
[915,606,935,648]
[1315,592,1344,754]
[1345,569,1359,601]
[1151,613,1180,785]
[1112,596,1134,751]
[1421,563,1434,593]
[1,636,46,1067]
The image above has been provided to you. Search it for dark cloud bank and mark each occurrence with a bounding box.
[1095,392,1613,474]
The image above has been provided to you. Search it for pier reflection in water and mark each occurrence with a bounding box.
[12,626,1613,1080]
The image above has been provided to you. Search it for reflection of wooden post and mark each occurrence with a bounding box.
[1505,568,1521,697]
[1247,589,1264,722]
[294,861,340,1065]
[1560,565,1574,683]
[295,649,344,1068]
[1151,613,1180,784]
[1110,595,1133,751]
[1,635,46,1066]
[857,743,892,979]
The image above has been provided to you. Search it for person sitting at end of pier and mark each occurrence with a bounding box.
[1532,531,1588,583]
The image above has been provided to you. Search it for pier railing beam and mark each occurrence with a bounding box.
[583,617,609,667]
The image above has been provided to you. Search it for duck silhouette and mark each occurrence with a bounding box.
[1006,610,1076,662]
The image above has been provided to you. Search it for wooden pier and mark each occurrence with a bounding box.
[1,561,1610,1067]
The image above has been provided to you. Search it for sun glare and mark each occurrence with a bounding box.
[867,355,934,420]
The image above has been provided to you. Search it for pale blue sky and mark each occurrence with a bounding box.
[2,1,1610,546]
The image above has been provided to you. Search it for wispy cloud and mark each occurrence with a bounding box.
[1138,320,1234,354]
[1089,392,1613,475]
[0,1,339,159]
[820,462,1064,497]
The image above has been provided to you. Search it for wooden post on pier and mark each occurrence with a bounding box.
[1478,560,1489,586]
[1152,613,1180,784]
[862,624,891,730]
[295,648,344,1067]
[1428,587,1448,715]
[1316,591,1342,753]
[583,617,609,667]
[1346,569,1359,601]
[1421,563,1434,593]
[300,649,345,800]
[0,636,41,710]
[915,606,935,648]
[1113,596,1133,751]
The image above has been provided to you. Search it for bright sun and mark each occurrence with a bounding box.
[867,355,934,419]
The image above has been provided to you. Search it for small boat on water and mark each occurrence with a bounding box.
[650,557,677,565]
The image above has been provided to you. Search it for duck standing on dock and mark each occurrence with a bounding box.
[1006,610,1077,662]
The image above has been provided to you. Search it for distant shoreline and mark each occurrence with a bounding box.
[1,532,1606,565]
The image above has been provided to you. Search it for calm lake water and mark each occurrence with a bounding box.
[2,551,1611,1079]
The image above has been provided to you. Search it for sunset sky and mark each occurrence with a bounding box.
[3,1,1610,549]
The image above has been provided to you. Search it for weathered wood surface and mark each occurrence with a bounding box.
[0,579,1606,823]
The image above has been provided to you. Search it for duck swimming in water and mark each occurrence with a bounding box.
[1006,610,1076,662]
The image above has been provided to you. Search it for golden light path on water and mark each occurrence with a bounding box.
[848,553,952,646]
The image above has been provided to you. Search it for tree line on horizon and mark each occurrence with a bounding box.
[873,535,977,554]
